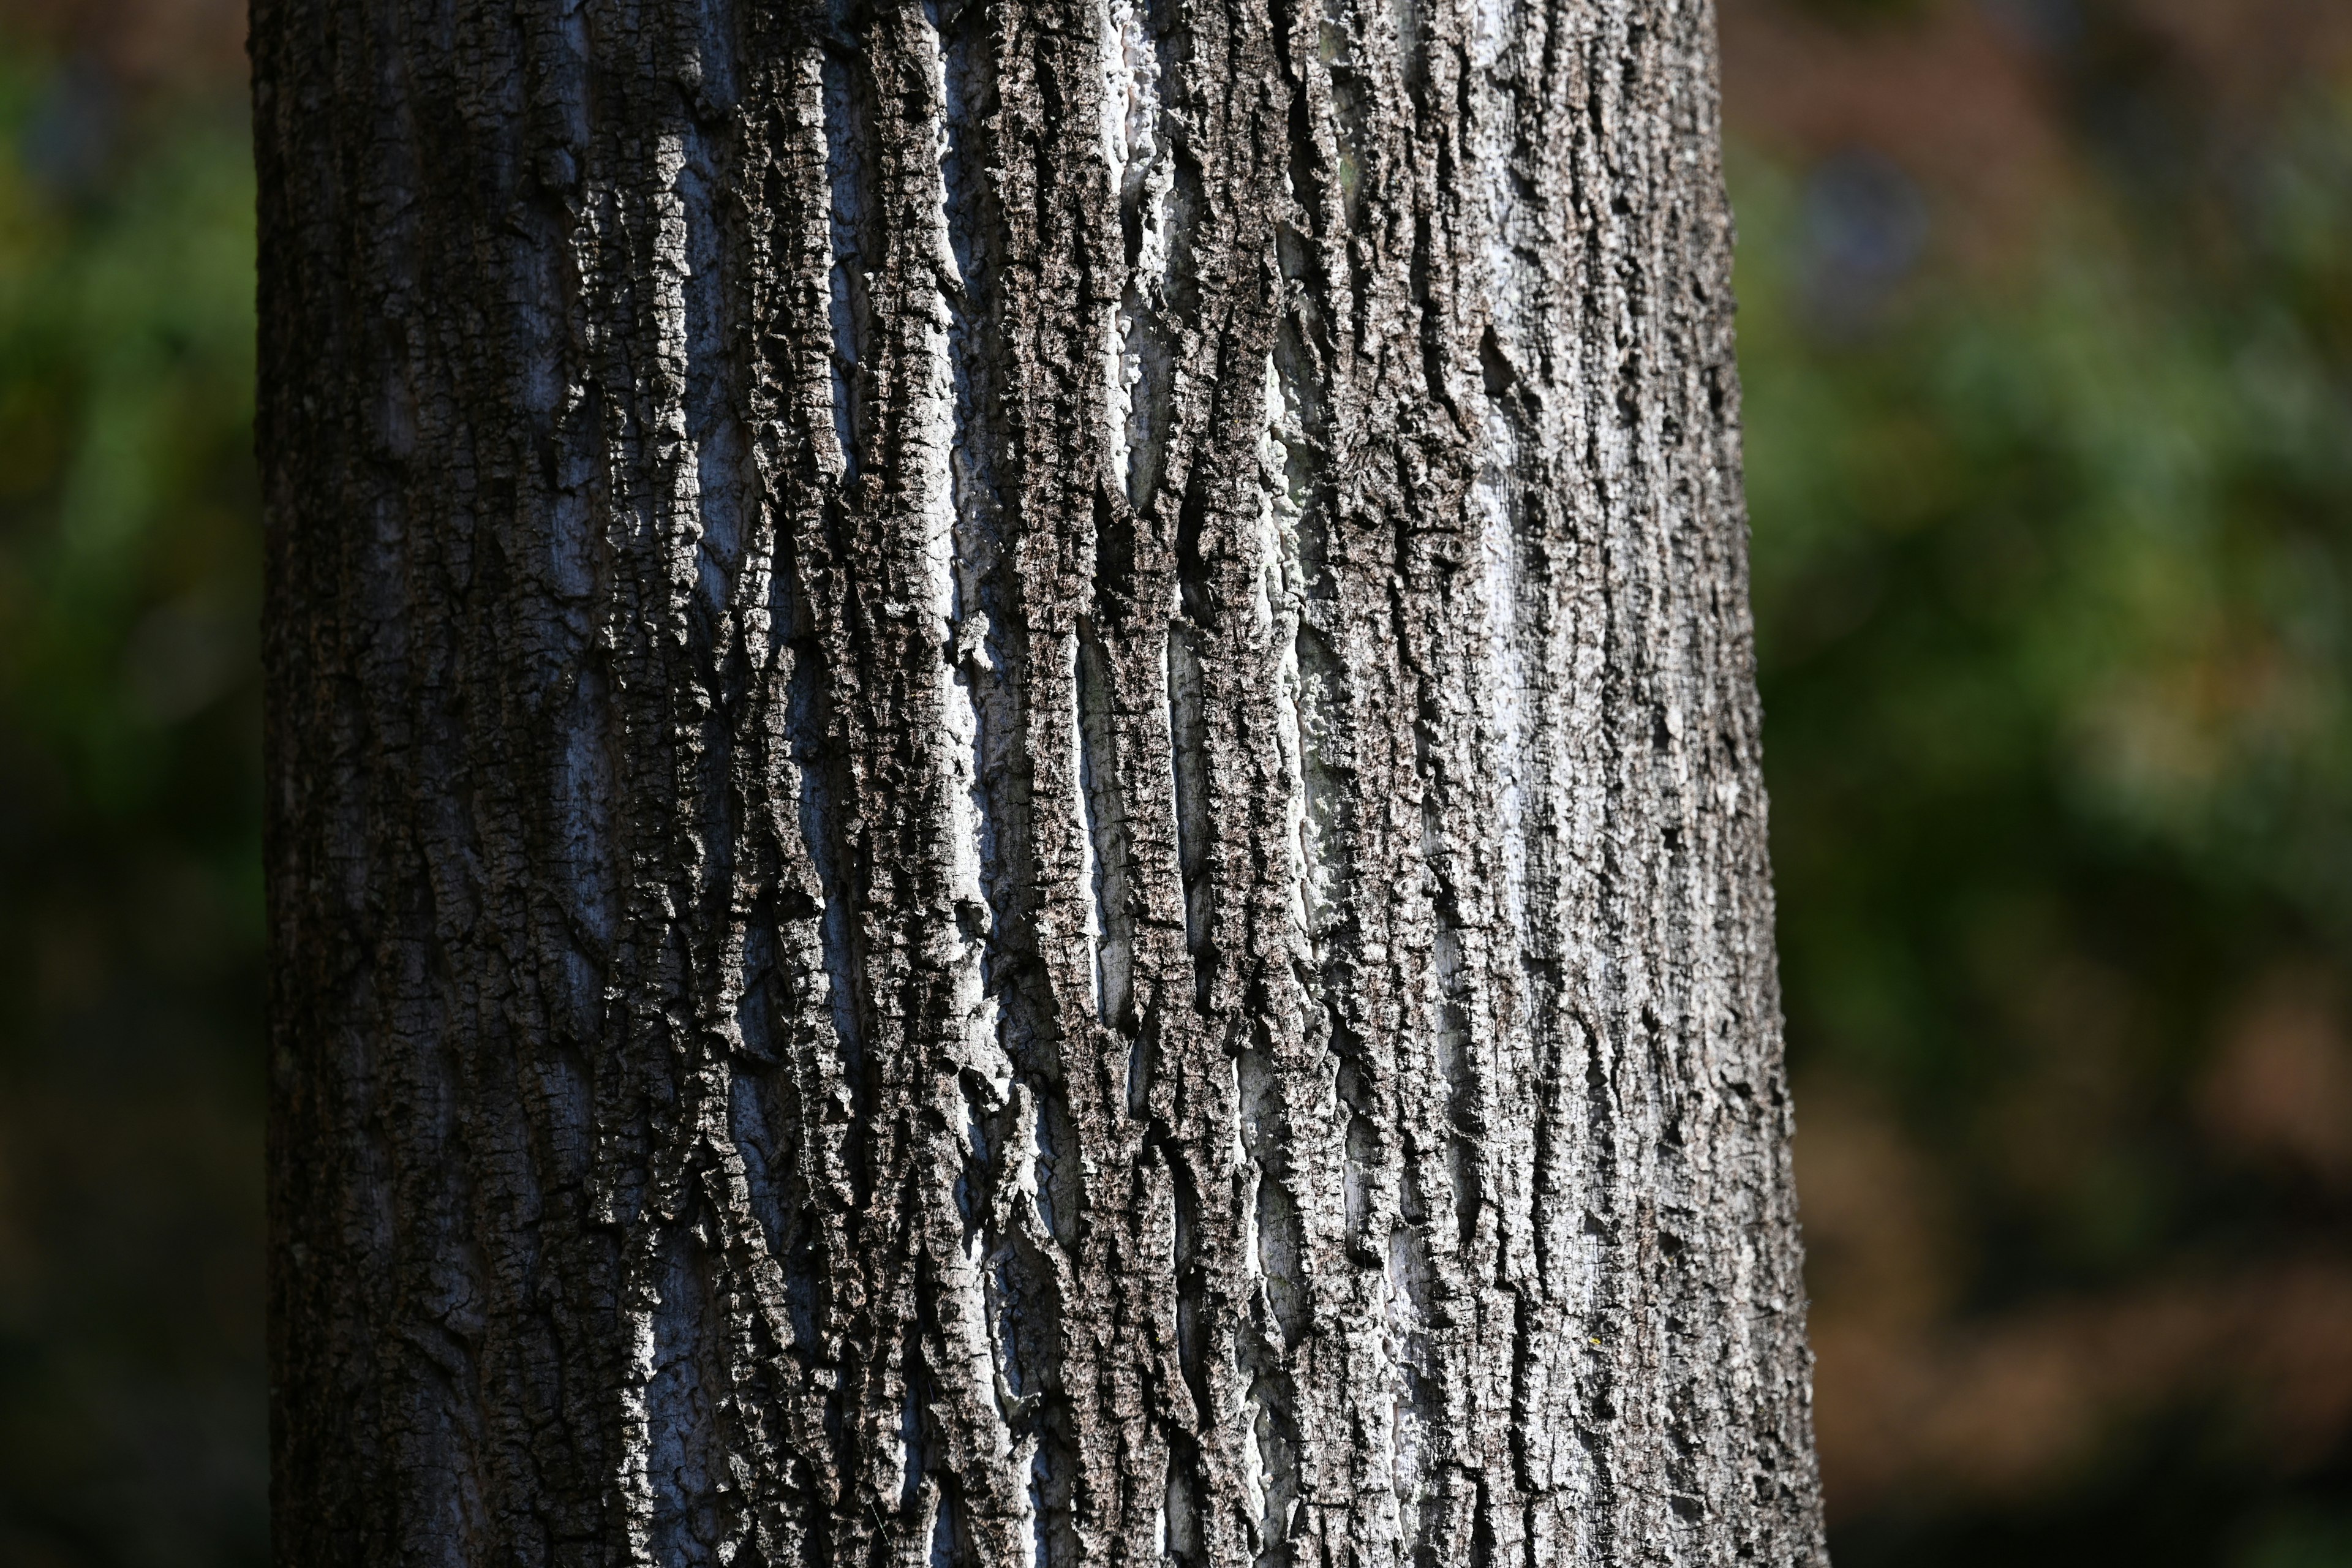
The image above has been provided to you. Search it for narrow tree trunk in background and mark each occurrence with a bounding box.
[256,0,1824,1559]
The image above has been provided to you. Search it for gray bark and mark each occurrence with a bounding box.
[255,0,1825,1561]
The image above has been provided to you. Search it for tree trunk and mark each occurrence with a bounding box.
[255,0,1825,1561]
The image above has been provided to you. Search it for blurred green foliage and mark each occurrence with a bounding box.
[0,47,264,1568]
[1737,67,2352,1568]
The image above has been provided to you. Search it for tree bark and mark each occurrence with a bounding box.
[255,0,1824,1561]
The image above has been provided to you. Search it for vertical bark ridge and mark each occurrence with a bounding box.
[260,0,1826,1561]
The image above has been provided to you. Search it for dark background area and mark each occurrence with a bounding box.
[0,1,2345,1564]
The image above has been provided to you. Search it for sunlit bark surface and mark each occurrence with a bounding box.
[257,0,1825,1561]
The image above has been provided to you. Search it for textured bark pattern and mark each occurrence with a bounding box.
[257,0,1824,1561]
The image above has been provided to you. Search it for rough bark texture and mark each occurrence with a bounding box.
[256,0,1825,1561]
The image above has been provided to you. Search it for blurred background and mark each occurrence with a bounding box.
[0,0,2346,1563]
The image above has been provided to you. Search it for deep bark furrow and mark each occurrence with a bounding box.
[260,0,1825,1561]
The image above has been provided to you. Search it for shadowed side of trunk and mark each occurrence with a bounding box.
[255,0,1825,1562]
